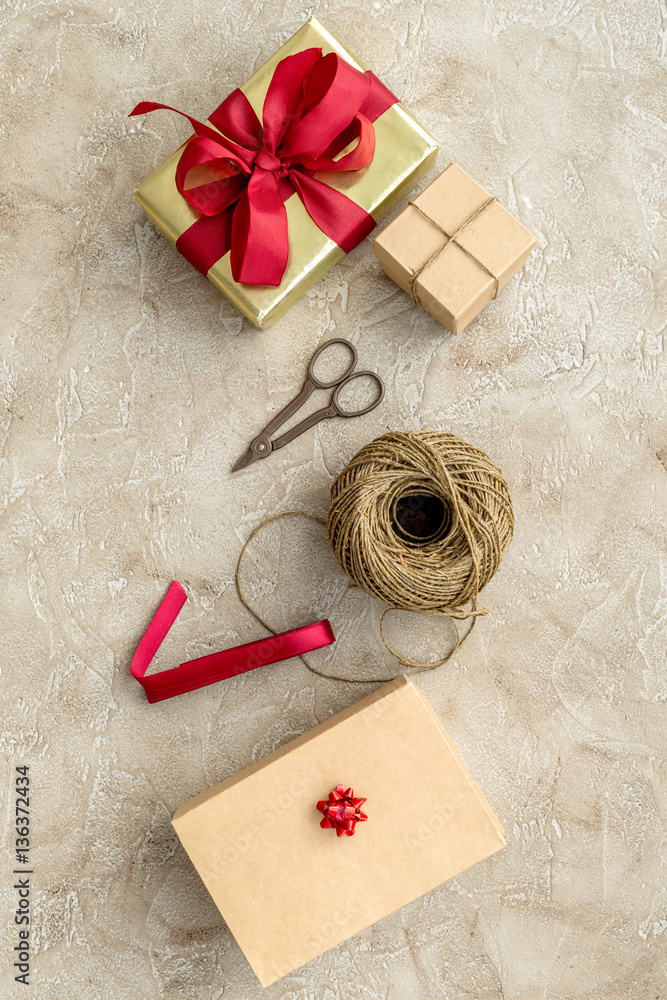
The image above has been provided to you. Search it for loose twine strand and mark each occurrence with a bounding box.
[408,195,500,305]
[236,431,514,684]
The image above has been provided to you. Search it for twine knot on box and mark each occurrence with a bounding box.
[407,196,500,305]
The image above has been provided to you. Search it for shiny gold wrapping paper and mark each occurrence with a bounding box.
[134,18,438,328]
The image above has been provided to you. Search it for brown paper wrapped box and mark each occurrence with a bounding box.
[374,163,535,334]
[172,676,505,987]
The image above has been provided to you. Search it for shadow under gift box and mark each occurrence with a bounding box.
[133,18,438,329]
[172,676,505,987]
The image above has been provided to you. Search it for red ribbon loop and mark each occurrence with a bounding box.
[130,47,397,285]
[131,581,335,703]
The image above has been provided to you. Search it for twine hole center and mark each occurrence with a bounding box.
[391,493,450,544]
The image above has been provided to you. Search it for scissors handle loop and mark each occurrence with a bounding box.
[332,370,385,417]
[307,338,358,389]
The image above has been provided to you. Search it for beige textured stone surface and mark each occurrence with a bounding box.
[1,1,666,997]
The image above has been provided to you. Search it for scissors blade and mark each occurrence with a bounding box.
[231,433,274,472]
[231,446,261,473]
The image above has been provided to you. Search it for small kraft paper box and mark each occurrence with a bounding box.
[133,18,438,329]
[374,162,535,334]
[172,676,505,987]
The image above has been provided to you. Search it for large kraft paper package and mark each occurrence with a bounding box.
[172,675,505,986]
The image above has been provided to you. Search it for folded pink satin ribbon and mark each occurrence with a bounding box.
[131,581,335,703]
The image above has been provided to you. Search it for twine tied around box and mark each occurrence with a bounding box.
[407,196,500,305]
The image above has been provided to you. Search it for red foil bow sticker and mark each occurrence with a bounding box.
[317,784,367,837]
[129,47,397,286]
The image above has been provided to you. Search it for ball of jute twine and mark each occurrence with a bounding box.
[236,431,513,682]
[327,430,514,670]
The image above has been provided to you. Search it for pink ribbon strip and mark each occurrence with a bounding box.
[131,581,335,703]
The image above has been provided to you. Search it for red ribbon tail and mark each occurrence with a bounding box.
[129,101,248,153]
[131,580,187,680]
[231,170,289,286]
[289,171,376,254]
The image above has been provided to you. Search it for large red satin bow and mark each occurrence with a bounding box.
[130,48,397,286]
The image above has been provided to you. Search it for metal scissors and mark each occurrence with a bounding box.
[231,339,385,473]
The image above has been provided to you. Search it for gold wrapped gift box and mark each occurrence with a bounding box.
[374,162,536,334]
[172,676,505,987]
[134,18,438,328]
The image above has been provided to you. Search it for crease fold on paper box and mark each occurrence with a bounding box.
[172,675,505,987]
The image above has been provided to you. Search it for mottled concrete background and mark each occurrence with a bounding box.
[1,1,666,997]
